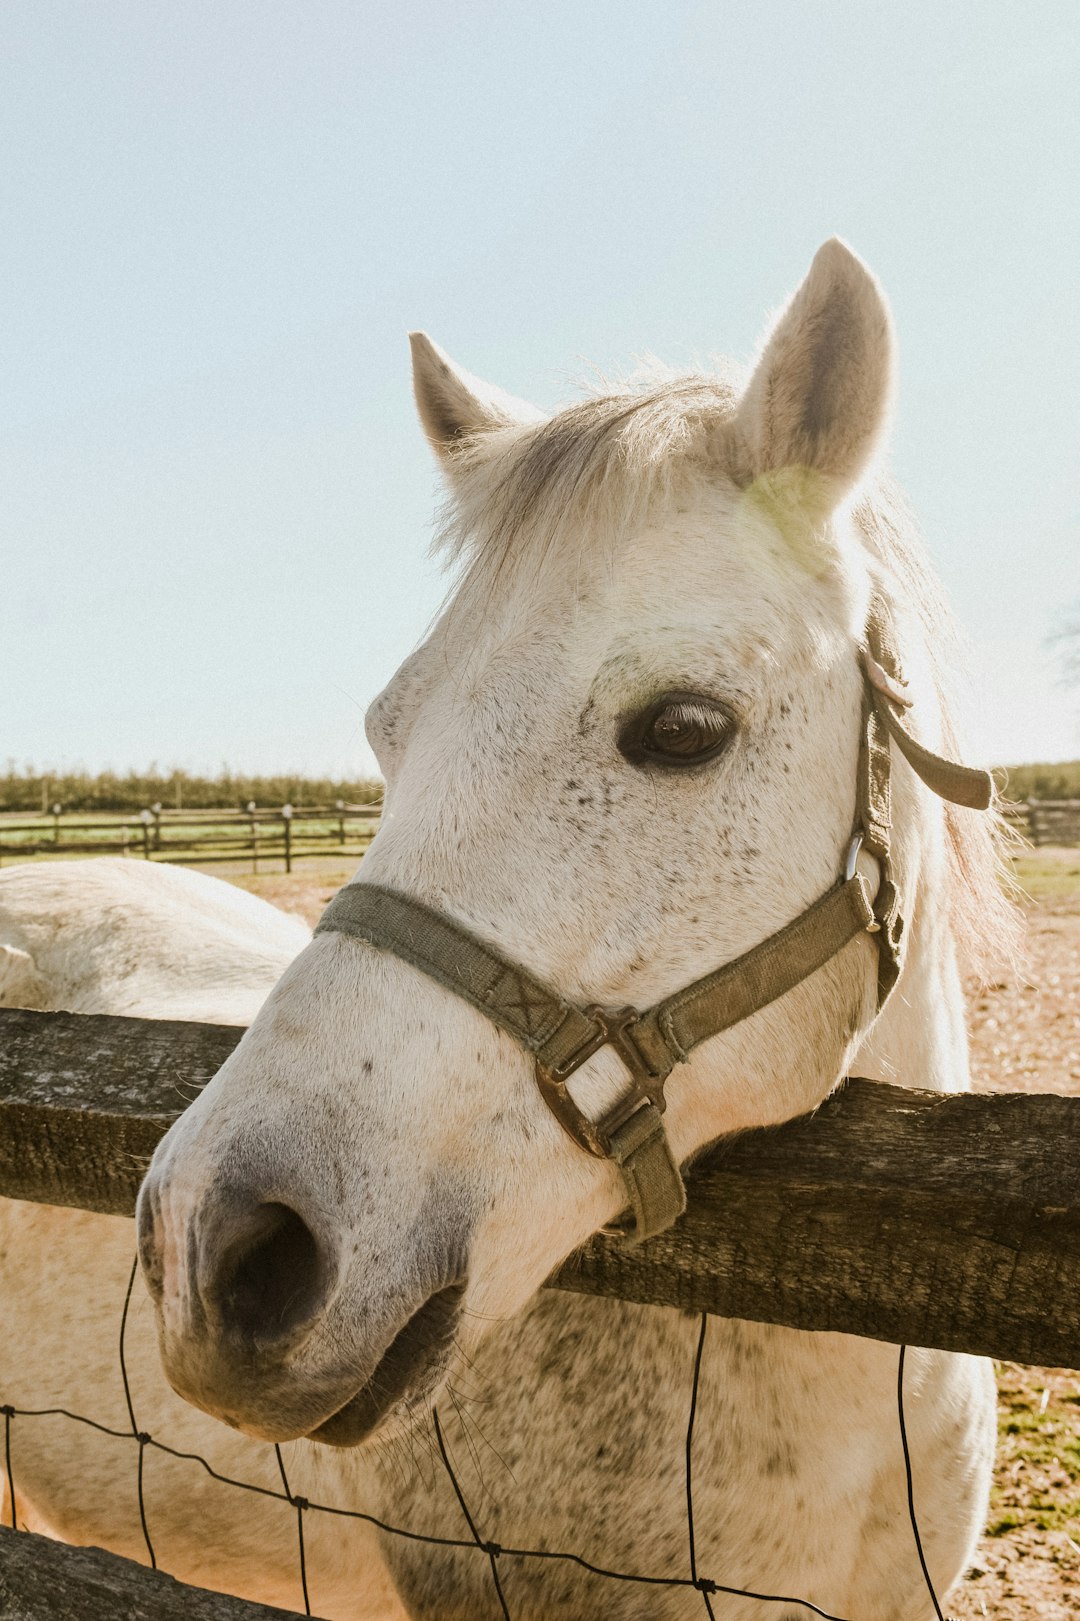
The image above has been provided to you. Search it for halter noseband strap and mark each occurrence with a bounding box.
[315,602,992,1244]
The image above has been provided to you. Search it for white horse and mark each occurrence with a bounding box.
[0,862,406,1617]
[1,242,1013,1620]
[0,858,311,1023]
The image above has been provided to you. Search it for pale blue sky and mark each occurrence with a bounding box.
[3,0,1078,777]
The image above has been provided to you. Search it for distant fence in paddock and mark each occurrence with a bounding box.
[1003,797,1080,845]
[2,800,1080,876]
[0,802,382,873]
[2,1005,1079,1618]
[2,1005,1078,1368]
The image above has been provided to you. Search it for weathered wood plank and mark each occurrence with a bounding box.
[0,1008,241,1215]
[2,1007,1079,1366]
[553,1082,1080,1366]
[0,1526,306,1620]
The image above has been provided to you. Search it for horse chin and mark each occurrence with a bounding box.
[306,1281,465,1448]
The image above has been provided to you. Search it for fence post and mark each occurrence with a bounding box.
[282,804,293,873]
[151,802,162,851]
[52,803,62,845]
[1026,799,1040,846]
[337,798,346,849]
[247,802,258,874]
[140,809,152,860]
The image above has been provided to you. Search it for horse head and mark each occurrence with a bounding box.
[137,241,975,1448]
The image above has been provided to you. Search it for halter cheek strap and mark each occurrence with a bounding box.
[315,604,992,1243]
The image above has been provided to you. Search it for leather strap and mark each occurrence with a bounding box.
[863,597,992,812]
[315,602,992,1244]
[607,1104,685,1239]
[316,882,597,1060]
[643,872,877,1063]
[875,701,992,811]
[315,869,879,1240]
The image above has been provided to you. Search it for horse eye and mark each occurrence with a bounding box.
[619,693,735,768]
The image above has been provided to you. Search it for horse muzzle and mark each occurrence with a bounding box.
[137,1156,468,1446]
[306,1281,465,1446]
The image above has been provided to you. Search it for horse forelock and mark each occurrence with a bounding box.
[431,362,747,581]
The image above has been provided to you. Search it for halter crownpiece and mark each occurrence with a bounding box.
[316,602,992,1244]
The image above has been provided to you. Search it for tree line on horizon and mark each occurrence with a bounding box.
[3,760,1080,815]
[997,760,1080,802]
[0,766,383,815]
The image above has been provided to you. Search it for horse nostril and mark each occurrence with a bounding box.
[212,1202,330,1343]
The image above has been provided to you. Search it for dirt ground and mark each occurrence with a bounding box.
[952,848,1080,1621]
[210,848,1080,1621]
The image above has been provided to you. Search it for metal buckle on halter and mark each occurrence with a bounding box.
[534,1006,665,1160]
[845,832,883,933]
[847,829,906,993]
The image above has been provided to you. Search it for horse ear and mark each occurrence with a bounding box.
[736,239,894,517]
[408,332,545,462]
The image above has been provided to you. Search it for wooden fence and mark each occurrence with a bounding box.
[2,1005,1078,1366]
[1,1004,1078,1617]
[2,800,1079,877]
[0,1526,307,1620]
[0,803,382,873]
[1003,798,1080,845]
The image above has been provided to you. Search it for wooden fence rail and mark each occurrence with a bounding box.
[1,1006,1078,1369]
[1,800,1079,872]
[1002,797,1080,845]
[0,805,382,872]
[0,1527,305,1620]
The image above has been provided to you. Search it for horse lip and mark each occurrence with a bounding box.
[307,1282,465,1447]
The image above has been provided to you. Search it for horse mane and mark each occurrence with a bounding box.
[433,364,746,578]
[433,366,1021,982]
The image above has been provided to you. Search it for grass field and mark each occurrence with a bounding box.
[1012,845,1080,903]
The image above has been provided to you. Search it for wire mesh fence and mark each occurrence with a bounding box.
[0,1258,947,1621]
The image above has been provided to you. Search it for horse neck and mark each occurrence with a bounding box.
[852,788,971,1095]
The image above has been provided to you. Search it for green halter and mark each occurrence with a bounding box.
[315,604,991,1243]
